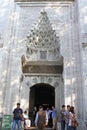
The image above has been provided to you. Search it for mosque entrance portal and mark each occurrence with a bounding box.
[21,10,64,124]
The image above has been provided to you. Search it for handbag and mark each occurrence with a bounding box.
[71,119,79,127]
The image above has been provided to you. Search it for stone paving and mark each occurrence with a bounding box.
[24,127,54,130]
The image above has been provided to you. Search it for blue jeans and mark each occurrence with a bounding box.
[61,120,65,130]
[67,125,69,130]
[68,126,76,130]
[12,120,21,130]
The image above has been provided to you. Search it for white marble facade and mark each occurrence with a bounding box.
[0,0,87,130]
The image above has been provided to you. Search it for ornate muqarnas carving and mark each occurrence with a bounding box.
[26,10,60,60]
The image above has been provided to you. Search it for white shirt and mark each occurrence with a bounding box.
[68,112,73,126]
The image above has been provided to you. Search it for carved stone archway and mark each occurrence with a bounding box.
[20,74,64,112]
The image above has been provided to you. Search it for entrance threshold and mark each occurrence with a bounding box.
[24,127,54,130]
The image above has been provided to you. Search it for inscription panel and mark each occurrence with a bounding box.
[22,65,63,74]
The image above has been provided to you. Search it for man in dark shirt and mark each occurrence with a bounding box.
[60,105,66,130]
[12,103,24,130]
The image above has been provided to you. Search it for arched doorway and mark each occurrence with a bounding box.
[29,83,55,111]
[29,83,55,126]
[29,83,55,115]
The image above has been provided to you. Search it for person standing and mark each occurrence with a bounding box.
[52,106,57,130]
[60,105,66,130]
[33,106,37,126]
[66,105,70,130]
[68,106,78,130]
[45,107,52,127]
[35,106,48,130]
[12,103,24,130]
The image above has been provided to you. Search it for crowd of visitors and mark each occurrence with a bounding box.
[11,103,78,130]
[59,105,78,130]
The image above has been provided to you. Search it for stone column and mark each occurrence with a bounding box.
[55,76,64,110]
[20,76,30,111]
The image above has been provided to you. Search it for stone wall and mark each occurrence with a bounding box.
[78,0,87,127]
[0,0,86,129]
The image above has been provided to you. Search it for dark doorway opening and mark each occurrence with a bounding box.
[29,83,55,126]
[29,83,55,111]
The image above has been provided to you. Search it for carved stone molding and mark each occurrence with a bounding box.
[15,0,74,2]
[23,75,61,88]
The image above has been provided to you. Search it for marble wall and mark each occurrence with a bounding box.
[78,0,87,127]
[0,0,87,129]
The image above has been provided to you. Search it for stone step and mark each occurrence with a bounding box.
[24,127,54,130]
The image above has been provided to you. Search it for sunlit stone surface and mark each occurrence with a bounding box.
[0,0,87,130]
